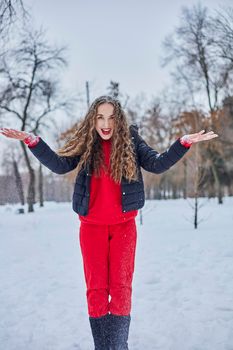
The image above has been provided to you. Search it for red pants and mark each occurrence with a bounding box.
[79,218,137,317]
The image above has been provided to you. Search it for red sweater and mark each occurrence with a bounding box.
[78,138,138,224]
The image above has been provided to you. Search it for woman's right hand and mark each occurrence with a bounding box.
[0,128,31,141]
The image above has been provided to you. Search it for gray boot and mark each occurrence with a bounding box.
[89,313,110,350]
[109,314,131,350]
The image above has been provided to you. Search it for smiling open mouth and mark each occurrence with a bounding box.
[101,129,111,135]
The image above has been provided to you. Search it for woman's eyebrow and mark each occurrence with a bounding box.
[96,113,114,117]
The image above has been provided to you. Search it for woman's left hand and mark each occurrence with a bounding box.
[186,130,219,144]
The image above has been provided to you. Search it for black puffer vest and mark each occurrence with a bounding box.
[28,124,190,215]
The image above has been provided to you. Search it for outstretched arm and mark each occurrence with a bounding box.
[137,129,218,174]
[0,128,80,174]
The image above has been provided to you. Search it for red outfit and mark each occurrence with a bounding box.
[79,218,137,317]
[78,138,138,317]
[24,132,192,317]
[79,138,138,224]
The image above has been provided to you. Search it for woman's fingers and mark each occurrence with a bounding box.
[0,132,11,138]
[188,130,219,144]
[197,130,216,136]
[198,133,218,142]
[0,129,17,138]
[0,128,13,137]
[204,134,218,139]
[0,128,14,134]
[0,128,28,140]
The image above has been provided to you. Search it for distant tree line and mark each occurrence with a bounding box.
[0,2,232,215]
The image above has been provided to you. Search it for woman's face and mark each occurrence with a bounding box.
[95,103,115,140]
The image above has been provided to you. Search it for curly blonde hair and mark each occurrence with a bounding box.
[57,95,139,184]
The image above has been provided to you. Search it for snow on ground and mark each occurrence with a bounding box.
[0,197,233,350]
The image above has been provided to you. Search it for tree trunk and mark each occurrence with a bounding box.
[38,163,44,207]
[162,178,167,200]
[211,161,223,204]
[183,158,187,199]
[193,143,200,229]
[20,141,36,212]
[172,184,177,199]
[139,209,143,225]
[13,160,25,205]
[194,195,198,229]
[228,184,233,196]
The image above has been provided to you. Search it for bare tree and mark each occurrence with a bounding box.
[107,80,129,108]
[1,142,25,205]
[0,0,28,39]
[162,4,233,113]
[211,7,233,67]
[0,27,76,212]
[162,3,231,204]
[107,80,120,98]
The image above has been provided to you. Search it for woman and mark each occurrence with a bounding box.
[0,95,218,349]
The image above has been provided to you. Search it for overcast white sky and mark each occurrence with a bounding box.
[25,0,230,102]
[0,0,231,169]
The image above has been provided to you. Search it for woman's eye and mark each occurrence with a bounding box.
[97,116,114,119]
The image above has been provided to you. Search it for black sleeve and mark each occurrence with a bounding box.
[27,137,81,174]
[136,132,190,174]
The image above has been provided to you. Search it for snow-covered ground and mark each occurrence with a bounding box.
[0,197,233,350]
